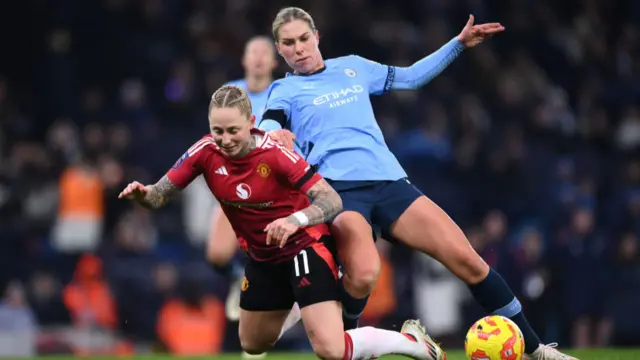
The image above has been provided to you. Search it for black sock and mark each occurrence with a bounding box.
[468,268,541,354]
[338,277,369,331]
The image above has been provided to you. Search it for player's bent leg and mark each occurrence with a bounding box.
[238,309,290,355]
[206,207,238,268]
[388,196,577,359]
[388,196,489,283]
[290,238,444,360]
[300,300,347,360]
[291,238,440,360]
[240,254,297,356]
[331,211,380,298]
[331,211,380,330]
[300,300,444,360]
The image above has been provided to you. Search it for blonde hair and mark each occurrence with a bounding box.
[246,35,273,50]
[209,85,252,118]
[272,7,316,41]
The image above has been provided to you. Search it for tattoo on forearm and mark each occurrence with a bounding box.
[288,179,343,226]
[142,175,181,209]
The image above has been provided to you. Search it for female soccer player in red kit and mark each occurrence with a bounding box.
[119,85,445,360]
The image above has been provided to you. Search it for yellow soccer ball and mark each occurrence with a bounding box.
[465,316,525,360]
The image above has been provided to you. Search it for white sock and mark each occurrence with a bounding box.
[345,326,425,359]
[278,303,302,339]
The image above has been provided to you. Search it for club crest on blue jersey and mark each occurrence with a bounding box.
[172,152,189,169]
[344,68,356,77]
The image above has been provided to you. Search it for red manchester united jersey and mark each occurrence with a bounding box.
[167,129,329,263]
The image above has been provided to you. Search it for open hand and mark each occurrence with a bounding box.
[118,181,149,202]
[457,15,504,48]
[268,129,296,150]
[264,216,301,248]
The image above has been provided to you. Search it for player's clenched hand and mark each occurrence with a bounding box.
[118,181,150,203]
[264,217,300,248]
[268,129,296,150]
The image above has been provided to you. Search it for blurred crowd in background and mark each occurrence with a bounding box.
[0,0,639,356]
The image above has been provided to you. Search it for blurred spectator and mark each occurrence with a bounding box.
[503,227,553,341]
[555,207,610,348]
[0,282,36,356]
[607,233,640,347]
[157,280,225,355]
[51,157,104,253]
[476,210,509,270]
[615,106,640,151]
[62,254,117,330]
[28,272,70,326]
[116,262,177,342]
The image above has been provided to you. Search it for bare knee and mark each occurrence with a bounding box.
[238,323,278,355]
[311,337,345,360]
[239,336,274,355]
[331,212,381,298]
[343,260,380,297]
[206,247,232,266]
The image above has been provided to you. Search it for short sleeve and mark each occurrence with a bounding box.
[166,137,210,188]
[350,55,396,95]
[271,143,322,193]
[259,81,292,129]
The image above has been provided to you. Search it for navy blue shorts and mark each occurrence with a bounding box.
[326,178,423,239]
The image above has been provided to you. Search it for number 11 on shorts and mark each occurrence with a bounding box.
[294,249,310,277]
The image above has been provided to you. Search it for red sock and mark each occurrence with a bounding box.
[343,332,354,360]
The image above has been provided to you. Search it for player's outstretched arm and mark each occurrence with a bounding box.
[293,178,343,226]
[378,15,504,91]
[118,175,182,209]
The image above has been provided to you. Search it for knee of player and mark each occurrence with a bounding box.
[456,251,490,284]
[311,337,347,360]
[206,244,236,267]
[348,262,380,294]
[239,338,273,356]
[206,250,226,266]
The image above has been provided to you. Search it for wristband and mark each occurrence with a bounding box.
[292,211,309,226]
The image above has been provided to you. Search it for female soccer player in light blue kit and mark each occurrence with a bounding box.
[256,7,577,360]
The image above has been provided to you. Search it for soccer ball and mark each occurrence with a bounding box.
[465,316,525,360]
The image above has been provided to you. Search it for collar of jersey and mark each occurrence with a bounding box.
[250,128,268,148]
[287,65,327,77]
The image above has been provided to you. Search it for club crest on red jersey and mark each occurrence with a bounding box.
[256,162,271,178]
[236,183,252,199]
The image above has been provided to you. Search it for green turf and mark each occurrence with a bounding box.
[33,349,640,360]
